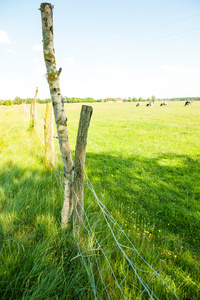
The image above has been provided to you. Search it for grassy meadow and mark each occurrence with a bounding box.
[0,101,200,299]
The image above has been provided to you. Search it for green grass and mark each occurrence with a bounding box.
[0,106,92,299]
[0,102,200,299]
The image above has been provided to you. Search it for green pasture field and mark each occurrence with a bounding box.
[0,101,200,299]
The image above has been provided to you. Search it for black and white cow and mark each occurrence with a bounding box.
[146,102,153,107]
[136,102,141,107]
[185,101,192,106]
[160,102,168,106]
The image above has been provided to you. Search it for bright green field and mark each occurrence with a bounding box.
[0,101,200,299]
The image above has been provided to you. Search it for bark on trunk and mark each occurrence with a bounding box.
[40,3,73,227]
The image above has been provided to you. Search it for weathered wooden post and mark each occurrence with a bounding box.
[33,87,38,122]
[74,105,93,225]
[44,103,54,169]
[30,102,34,126]
[30,87,38,127]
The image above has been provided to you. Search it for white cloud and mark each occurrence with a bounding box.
[7,49,16,54]
[0,30,11,44]
[33,44,43,52]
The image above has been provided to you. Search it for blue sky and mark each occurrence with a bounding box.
[0,0,200,100]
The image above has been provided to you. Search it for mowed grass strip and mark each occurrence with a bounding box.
[0,101,199,299]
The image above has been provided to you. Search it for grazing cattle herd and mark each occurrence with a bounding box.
[135,101,194,107]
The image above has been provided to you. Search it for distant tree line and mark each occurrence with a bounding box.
[0,97,52,106]
[0,96,200,106]
[63,97,98,103]
[158,97,200,102]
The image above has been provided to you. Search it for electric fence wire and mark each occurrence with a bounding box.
[71,154,180,299]
[22,105,182,299]
[70,12,200,56]
[22,103,30,118]
[52,114,198,298]
[23,102,45,146]
[34,115,45,146]
[72,27,200,67]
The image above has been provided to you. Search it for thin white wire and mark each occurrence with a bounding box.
[72,155,180,299]
[71,12,200,56]
[73,197,111,299]
[72,28,200,67]
[73,191,127,299]
[73,168,130,298]
[22,103,30,118]
[23,106,180,299]
[34,118,45,146]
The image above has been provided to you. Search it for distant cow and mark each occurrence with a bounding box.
[146,102,153,106]
[136,102,141,107]
[185,101,192,106]
[160,102,168,106]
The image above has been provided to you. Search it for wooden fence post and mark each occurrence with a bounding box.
[30,102,34,127]
[74,105,93,225]
[45,103,54,169]
[30,87,38,127]
[33,87,38,121]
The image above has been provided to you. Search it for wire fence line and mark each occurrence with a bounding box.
[72,155,180,299]
[22,102,180,299]
[22,103,30,118]
[34,114,46,146]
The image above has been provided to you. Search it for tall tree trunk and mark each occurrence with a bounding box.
[40,3,73,227]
